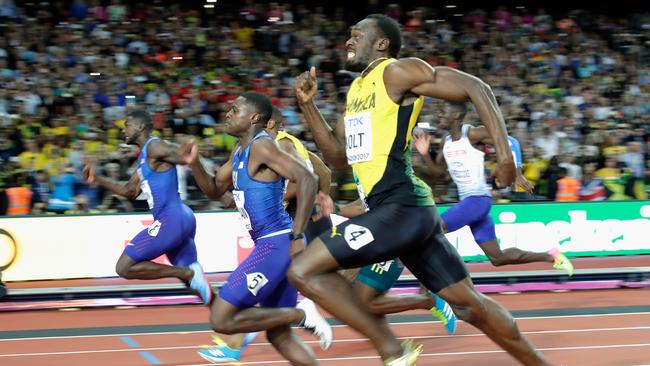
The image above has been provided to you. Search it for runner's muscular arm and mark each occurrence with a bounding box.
[467,126,494,146]
[147,139,187,166]
[278,139,305,202]
[384,60,515,186]
[338,198,366,218]
[295,68,348,169]
[84,162,141,200]
[412,131,448,181]
[180,140,233,200]
[309,151,332,194]
[250,138,317,236]
[467,128,534,194]
[285,151,331,201]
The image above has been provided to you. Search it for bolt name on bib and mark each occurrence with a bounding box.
[345,112,373,164]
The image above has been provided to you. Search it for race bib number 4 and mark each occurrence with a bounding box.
[345,112,372,164]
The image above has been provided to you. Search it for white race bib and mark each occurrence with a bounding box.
[137,168,154,209]
[345,112,372,164]
[232,190,252,231]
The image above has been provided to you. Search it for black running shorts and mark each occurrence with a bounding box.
[319,203,469,293]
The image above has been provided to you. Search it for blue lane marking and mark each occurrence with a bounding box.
[121,336,161,364]
[120,336,140,348]
[139,352,162,365]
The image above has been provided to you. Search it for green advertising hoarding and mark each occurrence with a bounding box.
[436,201,650,261]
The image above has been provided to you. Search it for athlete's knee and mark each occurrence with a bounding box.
[209,313,235,335]
[439,281,487,325]
[287,240,336,292]
[454,297,487,325]
[287,261,311,292]
[481,242,507,266]
[115,260,132,279]
[486,254,508,266]
[266,326,291,347]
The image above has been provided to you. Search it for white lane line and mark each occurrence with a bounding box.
[1,326,649,357]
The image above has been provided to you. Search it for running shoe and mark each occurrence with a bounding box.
[549,248,574,276]
[189,262,213,305]
[211,332,259,349]
[384,339,422,366]
[197,345,241,363]
[198,332,258,363]
[428,292,457,334]
[297,298,333,350]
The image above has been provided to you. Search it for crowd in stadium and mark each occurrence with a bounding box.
[0,0,648,215]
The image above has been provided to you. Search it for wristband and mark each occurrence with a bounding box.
[334,204,340,214]
[289,232,304,241]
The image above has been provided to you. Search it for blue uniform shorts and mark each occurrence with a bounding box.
[219,232,297,309]
[441,195,497,245]
[125,204,198,267]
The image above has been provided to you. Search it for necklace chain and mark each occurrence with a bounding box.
[361,57,389,77]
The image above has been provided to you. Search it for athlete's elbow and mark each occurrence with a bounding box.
[326,155,348,170]
[475,80,496,100]
[206,189,224,201]
[299,171,318,196]
[124,188,138,201]
[320,148,348,170]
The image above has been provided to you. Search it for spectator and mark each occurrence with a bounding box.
[0,2,648,214]
[48,163,78,212]
[580,162,607,201]
[555,167,581,201]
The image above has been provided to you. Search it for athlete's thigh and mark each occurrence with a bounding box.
[469,214,497,246]
[318,203,434,269]
[165,209,198,266]
[124,216,185,262]
[440,196,491,233]
[400,208,469,293]
[260,276,298,308]
[219,234,292,309]
[356,259,405,294]
[166,237,198,267]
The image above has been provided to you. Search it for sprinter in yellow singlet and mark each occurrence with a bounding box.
[288,13,549,366]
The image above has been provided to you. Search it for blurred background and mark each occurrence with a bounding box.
[0,0,648,216]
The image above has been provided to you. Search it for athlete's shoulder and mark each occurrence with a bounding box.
[145,138,174,160]
[250,134,279,153]
[385,57,434,75]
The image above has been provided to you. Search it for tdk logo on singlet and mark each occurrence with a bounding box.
[346,93,376,113]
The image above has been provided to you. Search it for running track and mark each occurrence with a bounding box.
[1,288,649,365]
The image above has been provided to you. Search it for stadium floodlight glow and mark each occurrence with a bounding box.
[172,56,183,60]
[445,5,457,8]
[206,0,217,2]
[204,4,214,8]
[89,72,101,76]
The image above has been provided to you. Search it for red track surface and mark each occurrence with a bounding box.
[7,255,648,290]
[1,288,649,365]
